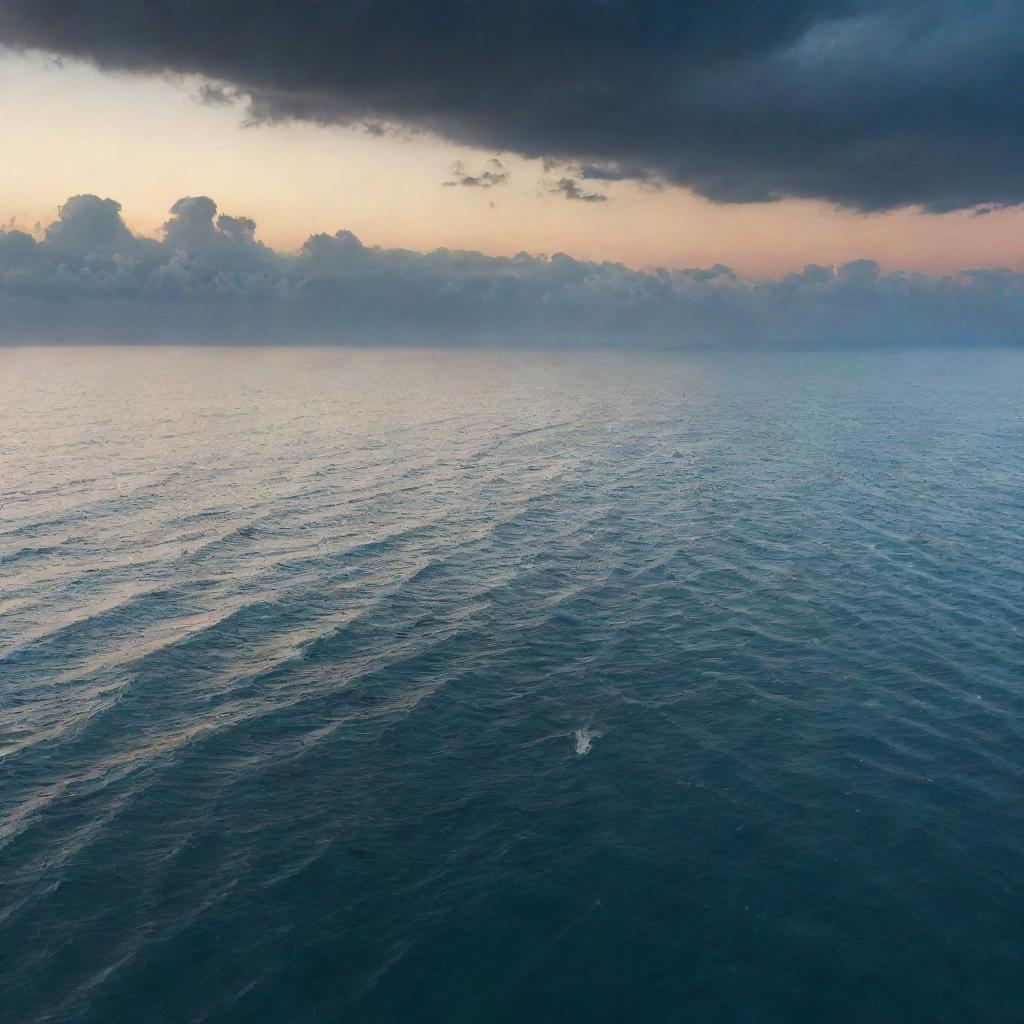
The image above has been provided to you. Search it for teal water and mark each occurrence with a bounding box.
[1,346,1022,1023]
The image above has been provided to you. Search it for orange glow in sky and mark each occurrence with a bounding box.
[2,51,1021,277]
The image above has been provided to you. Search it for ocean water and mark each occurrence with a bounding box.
[1,345,1022,1024]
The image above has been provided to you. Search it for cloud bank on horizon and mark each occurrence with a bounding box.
[0,1,1021,213]
[1,195,1021,347]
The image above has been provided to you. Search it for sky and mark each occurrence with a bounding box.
[0,0,1021,346]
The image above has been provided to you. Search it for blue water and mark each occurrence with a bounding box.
[2,346,1022,1023]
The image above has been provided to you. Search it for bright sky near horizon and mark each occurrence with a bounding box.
[3,49,1022,278]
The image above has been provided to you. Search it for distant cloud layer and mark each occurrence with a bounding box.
[1,195,1021,347]
[1,1,1022,211]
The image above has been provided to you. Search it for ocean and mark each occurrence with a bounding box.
[1,345,1022,1023]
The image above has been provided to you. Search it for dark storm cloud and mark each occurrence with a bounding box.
[196,81,240,107]
[553,178,608,203]
[1,1,1022,211]
[1,194,1022,347]
[578,164,651,184]
[444,160,510,189]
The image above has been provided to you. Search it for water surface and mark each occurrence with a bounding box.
[2,346,1022,1023]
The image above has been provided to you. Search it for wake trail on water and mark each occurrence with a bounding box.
[574,727,602,756]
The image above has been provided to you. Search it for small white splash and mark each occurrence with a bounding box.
[574,728,600,756]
